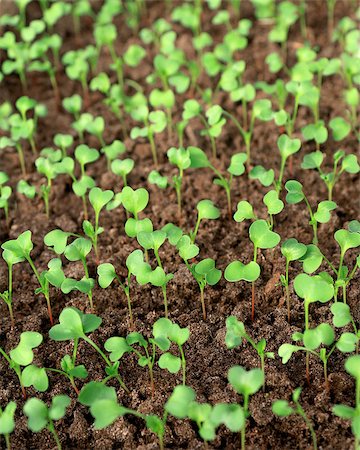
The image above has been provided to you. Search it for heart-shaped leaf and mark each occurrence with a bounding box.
[224,261,260,282]
[249,219,280,249]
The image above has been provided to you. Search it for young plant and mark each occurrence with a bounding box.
[1,230,55,323]
[167,146,191,217]
[275,134,301,193]
[225,316,274,378]
[301,150,359,201]
[190,199,220,243]
[333,355,360,450]
[0,401,16,450]
[228,365,264,450]
[285,180,337,244]
[24,396,70,450]
[111,157,134,187]
[280,238,307,321]
[0,331,47,398]
[49,307,128,392]
[272,388,317,450]
[97,249,148,329]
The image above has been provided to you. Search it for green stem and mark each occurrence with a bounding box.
[48,421,62,450]
[191,216,201,243]
[16,143,26,175]
[162,286,168,318]
[4,434,10,450]
[200,287,206,320]
[179,345,186,385]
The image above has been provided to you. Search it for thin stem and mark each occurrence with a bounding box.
[162,285,168,318]
[191,215,201,243]
[16,143,26,175]
[48,421,62,450]
[251,281,255,322]
[125,289,134,330]
[200,287,206,320]
[179,345,186,385]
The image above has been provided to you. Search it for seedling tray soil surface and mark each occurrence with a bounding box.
[0,0,359,449]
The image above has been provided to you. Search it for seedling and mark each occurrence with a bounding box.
[153,318,189,385]
[121,185,149,222]
[111,158,134,187]
[0,331,47,398]
[275,134,301,193]
[228,365,264,450]
[49,307,128,392]
[53,134,73,158]
[190,199,220,243]
[280,238,307,321]
[0,402,16,450]
[301,150,359,201]
[167,147,191,217]
[273,388,317,450]
[189,146,247,217]
[1,230,55,323]
[285,180,337,244]
[24,395,70,450]
[0,172,11,226]
[333,355,360,450]
[225,316,274,378]
[97,249,148,328]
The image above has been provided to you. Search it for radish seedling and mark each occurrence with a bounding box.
[190,199,220,243]
[333,355,360,450]
[97,249,148,328]
[24,395,70,450]
[0,401,16,450]
[53,134,73,158]
[301,150,359,201]
[226,316,274,378]
[167,147,191,217]
[0,172,11,227]
[0,331,47,398]
[273,388,317,450]
[111,158,134,187]
[285,180,337,244]
[280,238,307,321]
[49,307,128,392]
[228,365,264,450]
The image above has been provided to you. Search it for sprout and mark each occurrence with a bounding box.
[111,158,134,187]
[191,199,220,243]
[53,133,73,158]
[0,401,16,450]
[272,388,317,450]
[225,316,274,378]
[167,147,191,217]
[285,180,337,244]
[0,172,11,227]
[301,150,359,201]
[275,134,301,193]
[148,170,168,189]
[228,365,264,450]
[333,355,360,450]
[24,395,70,450]
[97,249,148,329]
[49,307,128,392]
[0,331,46,398]
[280,238,307,321]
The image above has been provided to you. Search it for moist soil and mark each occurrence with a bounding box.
[0,0,359,449]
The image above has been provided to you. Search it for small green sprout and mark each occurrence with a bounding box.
[333,355,360,450]
[83,187,114,261]
[24,395,70,450]
[111,158,134,187]
[0,331,47,398]
[53,133,73,158]
[301,150,359,201]
[148,170,168,189]
[153,318,189,385]
[286,180,337,244]
[1,230,55,323]
[228,365,264,450]
[97,249,148,329]
[273,388,317,450]
[0,172,11,226]
[191,199,220,243]
[275,134,301,193]
[225,316,274,378]
[280,238,307,321]
[0,401,16,450]
[49,307,128,392]
[121,185,149,221]
[167,146,191,217]
[102,140,126,169]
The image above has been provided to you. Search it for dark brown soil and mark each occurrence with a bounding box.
[0,0,359,449]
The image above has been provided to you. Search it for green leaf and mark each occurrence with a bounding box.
[334,229,360,256]
[278,343,299,364]
[90,399,126,429]
[10,331,43,366]
[285,180,304,204]
[165,385,196,418]
[301,151,324,170]
[197,199,220,220]
[158,353,181,373]
[228,366,264,396]
[294,273,334,304]
[1,230,33,260]
[105,337,132,361]
[299,244,323,273]
[263,190,284,215]
[121,186,149,216]
[225,316,246,349]
[189,147,210,168]
[0,402,16,435]
[314,201,337,223]
[345,355,360,381]
[336,333,358,353]
[303,323,335,350]
[249,219,280,249]
[249,165,275,187]
[233,201,255,222]
[272,400,293,416]
[49,307,101,341]
[78,381,117,406]
[97,263,116,288]
[24,398,48,432]
[44,230,71,255]
[22,365,49,392]
[210,403,244,432]
[89,187,114,215]
[224,261,260,282]
[74,145,100,166]
[281,238,307,262]
[329,117,351,141]
[331,302,352,327]
[278,134,301,159]
[228,153,247,176]
[333,404,355,419]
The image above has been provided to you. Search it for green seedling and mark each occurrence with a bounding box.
[49,307,128,392]
[280,238,307,321]
[62,47,94,103]
[333,228,360,302]
[148,170,168,189]
[97,249,148,328]
[301,150,359,201]
[275,134,301,193]
[191,199,220,243]
[24,396,70,450]
[153,318,189,385]
[189,146,247,217]
[120,186,149,234]
[228,365,264,450]
[0,331,47,398]
[0,402,16,450]
[333,355,360,450]
[149,88,175,139]
[273,388,317,450]
[62,94,82,128]
[0,172,11,226]
[128,93,167,166]
[53,134,73,158]
[286,180,337,244]
[111,158,134,187]
[167,147,191,217]
[1,230,55,323]
[102,139,126,168]
[226,316,274,378]
[83,187,114,260]
[85,116,106,147]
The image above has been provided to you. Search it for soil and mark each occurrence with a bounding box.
[0,0,359,449]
